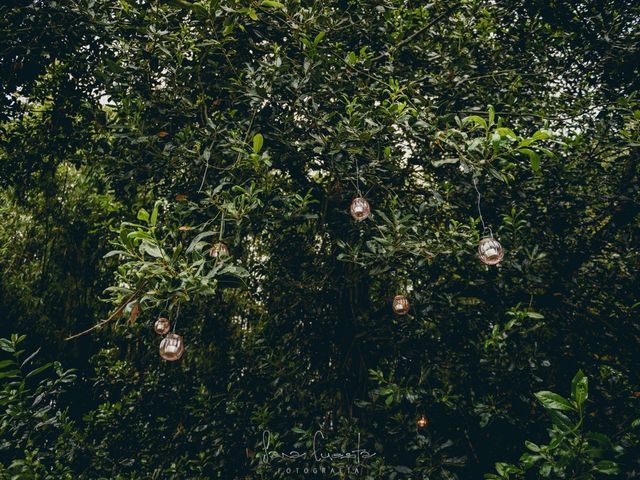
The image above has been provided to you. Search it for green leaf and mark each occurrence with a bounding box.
[520,148,541,175]
[150,201,161,227]
[261,0,284,8]
[462,115,487,129]
[247,8,258,20]
[20,347,41,367]
[186,231,216,253]
[137,208,150,223]
[141,241,164,258]
[519,130,550,147]
[495,127,518,139]
[535,391,574,411]
[217,274,244,289]
[524,441,540,452]
[314,31,325,46]
[519,453,542,468]
[586,432,615,450]
[393,466,412,474]
[25,363,52,379]
[571,370,588,407]
[0,338,14,352]
[432,158,459,167]
[103,250,127,258]
[165,0,208,16]
[253,133,264,153]
[0,359,15,369]
[547,409,574,431]
[537,146,555,157]
[594,460,619,475]
[531,129,551,141]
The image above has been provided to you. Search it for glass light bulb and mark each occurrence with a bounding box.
[392,295,410,315]
[416,415,429,428]
[159,333,184,361]
[209,242,230,258]
[478,237,504,265]
[154,317,171,335]
[350,197,371,221]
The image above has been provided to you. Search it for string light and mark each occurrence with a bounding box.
[416,415,429,428]
[159,333,184,361]
[392,295,410,315]
[350,157,371,221]
[158,303,184,361]
[478,236,504,265]
[154,317,170,335]
[350,197,371,221]
[473,177,504,265]
[209,242,230,258]
[210,211,230,258]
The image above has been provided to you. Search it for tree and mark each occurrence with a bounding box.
[1,0,639,478]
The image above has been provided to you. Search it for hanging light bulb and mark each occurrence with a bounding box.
[350,197,371,221]
[322,410,335,433]
[392,295,410,315]
[209,241,230,258]
[478,236,504,265]
[159,333,185,361]
[416,415,429,428]
[473,178,504,265]
[154,317,171,335]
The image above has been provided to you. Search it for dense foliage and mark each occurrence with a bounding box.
[1,0,639,478]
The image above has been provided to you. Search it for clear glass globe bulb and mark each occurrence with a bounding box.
[350,197,371,221]
[416,415,429,428]
[478,237,504,265]
[209,242,230,258]
[159,333,185,361]
[392,295,410,315]
[154,317,171,335]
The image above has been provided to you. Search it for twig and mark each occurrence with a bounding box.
[65,282,148,341]
[370,3,461,62]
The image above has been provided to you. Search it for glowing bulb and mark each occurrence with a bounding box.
[416,415,429,428]
[392,295,410,315]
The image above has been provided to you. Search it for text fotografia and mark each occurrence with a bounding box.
[268,465,365,476]
[260,430,377,467]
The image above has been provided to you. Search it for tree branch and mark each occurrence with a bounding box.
[370,3,462,62]
[65,282,148,341]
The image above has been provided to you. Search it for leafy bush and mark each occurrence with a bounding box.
[1,0,639,478]
[486,372,623,480]
[0,335,78,478]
